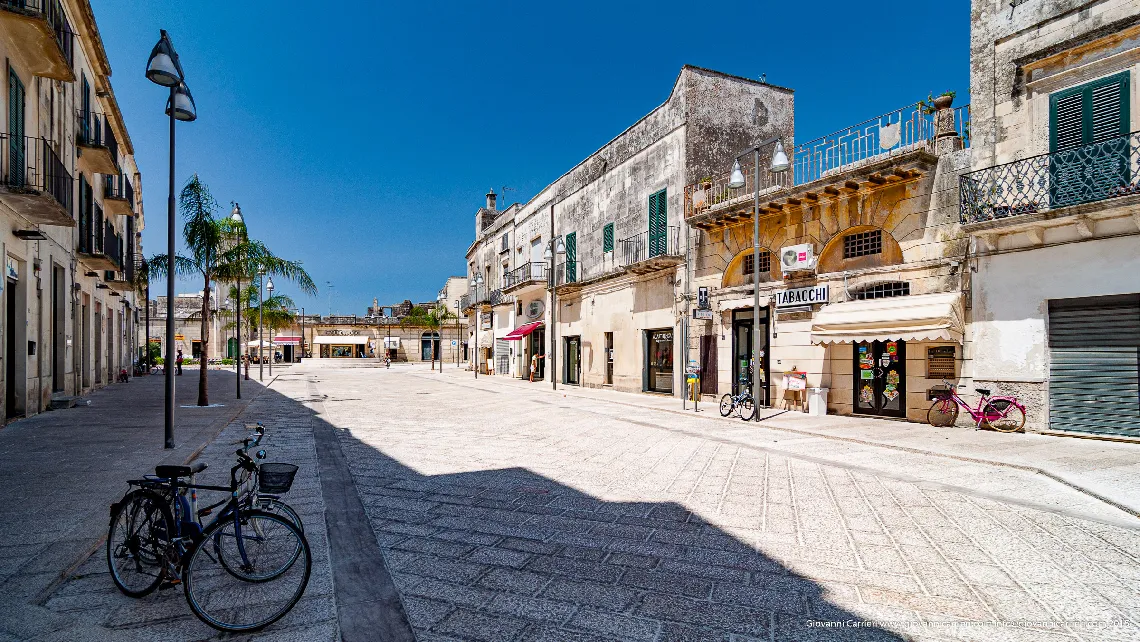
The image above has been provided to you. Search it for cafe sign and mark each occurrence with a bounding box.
[775,285,829,308]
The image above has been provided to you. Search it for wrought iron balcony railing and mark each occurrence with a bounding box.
[0,0,75,69]
[686,102,970,219]
[77,110,117,155]
[619,226,682,266]
[504,261,547,289]
[959,131,1140,224]
[555,261,578,285]
[104,173,134,204]
[0,133,73,216]
[459,293,472,310]
[488,288,513,306]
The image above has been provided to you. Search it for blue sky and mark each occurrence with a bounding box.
[93,0,969,315]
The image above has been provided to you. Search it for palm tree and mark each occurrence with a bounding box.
[401,304,454,371]
[147,175,316,405]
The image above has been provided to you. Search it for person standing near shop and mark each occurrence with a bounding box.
[530,353,544,383]
[176,350,184,376]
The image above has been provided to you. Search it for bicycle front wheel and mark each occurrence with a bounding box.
[927,398,959,427]
[719,394,734,417]
[739,396,756,421]
[983,400,1025,433]
[106,489,172,598]
[254,497,304,533]
[184,510,311,633]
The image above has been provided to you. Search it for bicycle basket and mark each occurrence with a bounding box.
[257,463,298,494]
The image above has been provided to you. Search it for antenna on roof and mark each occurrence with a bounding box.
[501,186,516,205]
[758,73,767,85]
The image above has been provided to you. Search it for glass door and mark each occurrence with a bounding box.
[647,329,674,394]
[564,336,580,385]
[853,340,906,417]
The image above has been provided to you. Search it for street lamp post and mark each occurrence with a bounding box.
[258,267,266,381]
[142,258,150,372]
[436,292,446,371]
[266,276,275,377]
[545,237,566,390]
[727,137,789,418]
[146,30,196,449]
[300,307,305,362]
[470,274,483,378]
[230,203,244,399]
[454,298,461,369]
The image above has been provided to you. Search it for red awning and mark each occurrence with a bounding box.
[503,321,543,341]
[274,336,302,346]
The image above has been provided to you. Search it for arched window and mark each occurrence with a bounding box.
[421,331,441,361]
[852,281,910,300]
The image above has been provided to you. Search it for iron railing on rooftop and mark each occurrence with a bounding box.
[504,261,547,289]
[0,133,73,216]
[619,226,681,265]
[959,131,1140,224]
[685,102,970,218]
[0,0,75,67]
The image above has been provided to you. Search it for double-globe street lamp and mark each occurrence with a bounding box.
[230,203,245,397]
[727,138,789,417]
[544,236,565,390]
[469,274,483,378]
[258,269,274,381]
[146,30,196,449]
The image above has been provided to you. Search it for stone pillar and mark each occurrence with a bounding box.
[934,100,964,154]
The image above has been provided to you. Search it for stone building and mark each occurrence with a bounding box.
[960,0,1140,435]
[686,100,969,421]
[145,294,226,361]
[463,66,794,390]
[0,0,144,419]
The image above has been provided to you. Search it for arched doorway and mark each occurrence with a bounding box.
[227,337,238,359]
[421,332,440,361]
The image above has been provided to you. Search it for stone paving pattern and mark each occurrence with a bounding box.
[315,366,1140,642]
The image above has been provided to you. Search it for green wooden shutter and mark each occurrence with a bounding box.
[564,232,577,282]
[9,69,25,186]
[1049,72,1129,207]
[603,223,614,253]
[649,189,667,257]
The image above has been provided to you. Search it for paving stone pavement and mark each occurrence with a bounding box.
[309,362,1140,642]
[36,373,338,641]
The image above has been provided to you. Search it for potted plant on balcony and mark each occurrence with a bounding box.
[918,91,955,114]
[699,176,713,190]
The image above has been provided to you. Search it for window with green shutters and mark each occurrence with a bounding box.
[564,232,577,283]
[648,189,667,258]
[1049,72,1130,207]
[8,68,25,186]
[602,223,614,253]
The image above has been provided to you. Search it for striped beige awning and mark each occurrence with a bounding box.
[810,292,964,345]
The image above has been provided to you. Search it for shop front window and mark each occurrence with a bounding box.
[647,329,674,394]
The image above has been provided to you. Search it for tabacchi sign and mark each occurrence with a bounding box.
[775,285,829,308]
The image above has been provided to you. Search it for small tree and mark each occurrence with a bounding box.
[401,304,454,371]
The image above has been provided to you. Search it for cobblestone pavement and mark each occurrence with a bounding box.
[312,363,1140,642]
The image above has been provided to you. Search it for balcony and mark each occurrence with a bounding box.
[488,288,513,307]
[503,262,547,293]
[104,270,132,293]
[0,134,74,226]
[959,131,1140,229]
[0,0,75,81]
[619,226,683,274]
[103,174,134,216]
[79,216,120,271]
[77,111,119,175]
[685,101,969,229]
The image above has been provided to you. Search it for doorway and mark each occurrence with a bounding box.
[604,332,613,385]
[564,336,580,385]
[853,340,906,417]
[52,266,65,392]
[421,332,440,361]
[731,308,770,405]
[6,279,17,418]
[94,306,102,384]
[646,329,674,394]
[528,329,545,380]
[81,300,90,388]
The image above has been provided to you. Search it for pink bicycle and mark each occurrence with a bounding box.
[927,380,1027,432]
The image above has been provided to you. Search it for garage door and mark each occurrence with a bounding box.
[1048,295,1140,436]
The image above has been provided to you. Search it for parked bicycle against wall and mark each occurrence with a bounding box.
[106,425,309,632]
[927,380,1027,432]
[720,376,757,421]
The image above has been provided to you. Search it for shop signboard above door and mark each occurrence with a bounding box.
[775,285,829,308]
[692,309,714,320]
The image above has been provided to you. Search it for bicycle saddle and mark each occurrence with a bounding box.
[155,461,208,478]
[975,388,991,396]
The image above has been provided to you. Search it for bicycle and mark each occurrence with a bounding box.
[927,379,1027,433]
[720,377,757,421]
[106,434,310,632]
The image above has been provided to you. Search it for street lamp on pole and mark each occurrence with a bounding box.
[470,274,483,378]
[727,137,789,418]
[230,203,244,399]
[258,267,266,381]
[146,29,195,450]
[454,298,461,369]
[545,236,565,390]
[266,276,274,377]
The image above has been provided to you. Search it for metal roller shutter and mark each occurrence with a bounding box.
[495,339,510,375]
[1047,295,1140,436]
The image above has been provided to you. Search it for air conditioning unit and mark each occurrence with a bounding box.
[780,243,818,272]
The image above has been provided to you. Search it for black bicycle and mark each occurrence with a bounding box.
[720,377,757,421]
[106,435,310,632]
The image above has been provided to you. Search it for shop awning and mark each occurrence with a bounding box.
[313,335,369,345]
[274,336,301,346]
[503,321,543,341]
[246,339,275,348]
[383,337,400,348]
[810,292,964,345]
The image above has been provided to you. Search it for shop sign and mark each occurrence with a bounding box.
[526,300,545,320]
[775,285,829,308]
[174,334,185,341]
[325,329,360,336]
[5,257,17,281]
[697,287,710,310]
[692,309,714,320]
[653,331,673,343]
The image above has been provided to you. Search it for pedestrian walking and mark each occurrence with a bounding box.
[530,353,544,383]
[176,350,184,376]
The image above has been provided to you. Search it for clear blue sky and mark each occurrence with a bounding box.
[93,0,969,315]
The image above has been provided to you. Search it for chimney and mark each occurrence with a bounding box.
[486,188,497,211]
